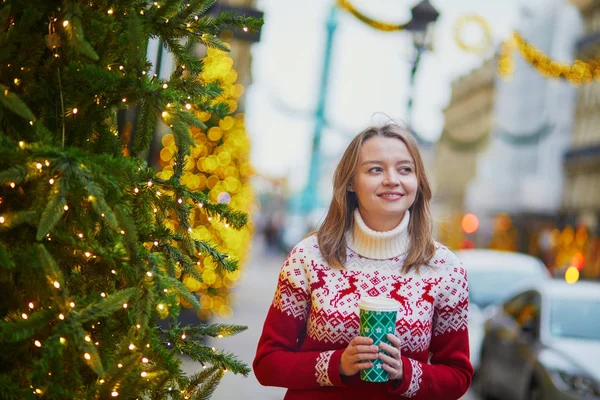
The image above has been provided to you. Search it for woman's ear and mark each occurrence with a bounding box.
[347,183,354,192]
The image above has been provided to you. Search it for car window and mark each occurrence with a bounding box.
[503,292,531,320]
[468,267,545,309]
[549,298,600,341]
[503,291,541,336]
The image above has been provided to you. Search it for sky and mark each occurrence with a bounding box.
[245,0,523,192]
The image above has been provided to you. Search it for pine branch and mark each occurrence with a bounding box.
[0,84,36,121]
[175,108,206,130]
[189,365,224,400]
[206,101,231,119]
[96,353,140,399]
[0,6,11,34]
[0,210,37,231]
[0,309,55,343]
[133,284,156,331]
[0,165,28,185]
[62,1,99,61]
[125,10,147,72]
[114,204,140,263]
[36,244,67,298]
[214,11,264,33]
[176,341,250,376]
[133,96,160,154]
[169,113,195,159]
[73,167,119,231]
[195,239,239,273]
[194,323,247,339]
[162,36,203,77]
[36,177,67,241]
[157,275,201,310]
[197,33,229,52]
[76,287,137,325]
[0,243,14,271]
[173,0,218,26]
[0,374,23,400]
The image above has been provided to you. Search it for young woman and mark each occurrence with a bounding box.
[253,124,473,399]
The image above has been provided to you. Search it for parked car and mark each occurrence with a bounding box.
[477,280,600,400]
[456,249,551,371]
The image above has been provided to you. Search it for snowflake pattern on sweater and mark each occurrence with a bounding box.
[254,235,473,400]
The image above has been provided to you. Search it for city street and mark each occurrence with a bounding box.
[182,238,478,399]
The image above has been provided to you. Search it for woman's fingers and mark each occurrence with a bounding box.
[355,351,379,361]
[378,352,401,367]
[386,333,402,347]
[352,344,379,355]
[378,341,400,357]
[352,336,374,346]
[378,334,403,381]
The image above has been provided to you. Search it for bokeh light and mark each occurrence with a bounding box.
[461,213,479,234]
[564,266,580,284]
[158,43,254,319]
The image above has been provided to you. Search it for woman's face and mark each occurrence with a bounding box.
[350,136,418,232]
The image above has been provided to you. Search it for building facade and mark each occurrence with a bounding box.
[464,0,582,264]
[562,0,600,278]
[433,58,495,249]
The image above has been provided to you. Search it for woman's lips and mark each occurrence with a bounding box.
[377,192,404,200]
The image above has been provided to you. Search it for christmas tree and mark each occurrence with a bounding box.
[0,1,262,399]
[158,43,254,321]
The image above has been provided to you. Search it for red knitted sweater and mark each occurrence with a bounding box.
[253,233,473,400]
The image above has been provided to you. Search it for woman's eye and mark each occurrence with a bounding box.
[399,167,412,173]
[368,167,383,173]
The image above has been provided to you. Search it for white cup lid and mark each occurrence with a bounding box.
[358,296,401,311]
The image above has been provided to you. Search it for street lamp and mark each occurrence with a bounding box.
[404,0,440,128]
[297,5,339,216]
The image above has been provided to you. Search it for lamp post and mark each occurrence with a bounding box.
[297,5,339,215]
[404,0,439,128]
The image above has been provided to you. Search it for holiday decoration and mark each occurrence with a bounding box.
[500,32,600,85]
[337,0,407,32]
[488,213,518,252]
[158,43,254,320]
[0,1,262,398]
[453,15,492,54]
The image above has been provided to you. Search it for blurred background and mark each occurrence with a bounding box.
[152,0,599,398]
[246,0,599,283]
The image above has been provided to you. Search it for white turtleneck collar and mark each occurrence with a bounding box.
[346,209,410,260]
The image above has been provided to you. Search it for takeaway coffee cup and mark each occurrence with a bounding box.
[358,296,400,382]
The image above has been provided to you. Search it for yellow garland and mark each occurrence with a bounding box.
[501,32,600,85]
[498,36,516,78]
[337,0,406,32]
[158,44,254,320]
[453,15,492,54]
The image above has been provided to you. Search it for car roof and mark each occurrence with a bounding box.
[537,280,600,300]
[455,249,548,274]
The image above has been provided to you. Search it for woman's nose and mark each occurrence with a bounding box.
[383,175,400,186]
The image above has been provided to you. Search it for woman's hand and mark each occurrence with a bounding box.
[339,336,379,377]
[379,334,404,381]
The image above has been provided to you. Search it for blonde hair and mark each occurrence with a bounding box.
[316,124,435,273]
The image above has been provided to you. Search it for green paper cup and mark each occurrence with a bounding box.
[358,296,400,382]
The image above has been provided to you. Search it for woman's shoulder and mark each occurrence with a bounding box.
[287,234,320,259]
[295,233,319,249]
[426,242,467,279]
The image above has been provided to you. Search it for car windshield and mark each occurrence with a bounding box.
[549,299,600,341]
[467,268,543,309]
